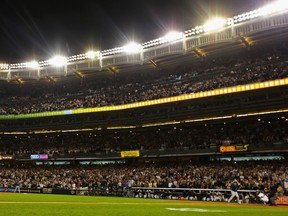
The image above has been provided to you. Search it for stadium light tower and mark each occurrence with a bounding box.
[123,42,142,54]
[86,51,99,59]
[0,64,9,70]
[259,0,288,16]
[27,61,39,69]
[49,55,67,67]
[203,18,227,32]
[161,31,183,43]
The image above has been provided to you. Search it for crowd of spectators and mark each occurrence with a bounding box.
[0,46,288,204]
[0,117,287,157]
[0,47,288,115]
[0,160,287,202]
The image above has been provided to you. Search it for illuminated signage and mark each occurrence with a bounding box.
[219,145,249,153]
[120,150,140,158]
[0,155,15,160]
[275,196,288,205]
[30,154,49,160]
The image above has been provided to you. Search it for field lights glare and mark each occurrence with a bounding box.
[203,18,226,32]
[2,0,288,71]
[27,61,39,69]
[123,42,142,54]
[260,0,288,15]
[161,31,183,43]
[86,51,99,59]
[49,55,67,67]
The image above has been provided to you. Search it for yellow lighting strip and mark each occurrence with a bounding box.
[72,78,288,114]
[1,108,288,135]
[106,126,137,130]
[0,78,287,120]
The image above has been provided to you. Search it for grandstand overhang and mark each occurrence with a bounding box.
[0,4,288,82]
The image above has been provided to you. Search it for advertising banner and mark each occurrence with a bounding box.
[275,196,288,205]
[120,150,140,158]
[0,155,15,160]
[219,145,249,153]
[30,154,49,160]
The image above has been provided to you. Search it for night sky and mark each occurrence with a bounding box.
[0,0,273,62]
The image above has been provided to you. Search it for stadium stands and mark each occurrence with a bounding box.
[0,0,287,205]
[0,48,288,115]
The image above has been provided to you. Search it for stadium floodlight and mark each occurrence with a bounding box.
[142,32,183,48]
[26,61,39,69]
[49,55,67,67]
[9,61,39,69]
[277,0,288,10]
[101,47,123,56]
[257,0,288,17]
[86,51,100,59]
[203,18,226,32]
[160,31,183,43]
[123,42,142,54]
[232,0,288,24]
[0,63,9,70]
[39,60,49,67]
[226,18,234,26]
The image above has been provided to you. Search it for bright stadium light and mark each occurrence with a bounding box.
[86,51,99,59]
[277,0,288,9]
[258,0,288,16]
[27,61,39,69]
[9,61,39,69]
[160,31,183,43]
[231,0,288,24]
[49,55,67,67]
[123,42,142,54]
[0,63,9,70]
[203,18,226,32]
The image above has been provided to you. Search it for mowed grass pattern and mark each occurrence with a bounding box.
[0,193,287,216]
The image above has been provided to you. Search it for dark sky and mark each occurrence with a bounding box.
[0,0,273,62]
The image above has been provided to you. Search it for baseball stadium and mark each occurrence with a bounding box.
[0,0,288,215]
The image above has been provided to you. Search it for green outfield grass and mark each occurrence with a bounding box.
[0,193,287,216]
